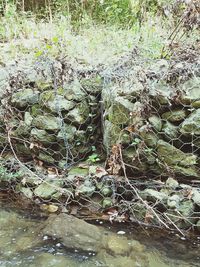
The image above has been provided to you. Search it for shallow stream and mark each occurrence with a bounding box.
[0,197,200,267]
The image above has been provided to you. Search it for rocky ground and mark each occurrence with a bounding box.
[0,42,200,233]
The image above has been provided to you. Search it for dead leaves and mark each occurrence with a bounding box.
[107,144,122,175]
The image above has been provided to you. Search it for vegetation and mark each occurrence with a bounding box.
[0,0,199,235]
[0,0,199,66]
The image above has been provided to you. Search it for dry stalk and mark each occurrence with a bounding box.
[118,145,171,230]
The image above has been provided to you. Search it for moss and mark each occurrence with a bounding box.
[36,81,53,91]
[40,90,55,102]
[81,76,103,94]
[31,104,42,117]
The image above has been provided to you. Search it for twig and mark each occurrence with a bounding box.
[164,213,185,237]
[118,145,170,230]
[6,129,73,199]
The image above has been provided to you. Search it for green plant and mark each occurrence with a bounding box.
[87,153,100,163]
[0,164,21,182]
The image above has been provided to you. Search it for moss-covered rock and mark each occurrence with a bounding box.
[80,76,102,95]
[36,81,53,91]
[40,90,75,113]
[34,180,63,199]
[180,78,200,108]
[57,124,76,143]
[31,104,43,117]
[141,188,168,203]
[63,79,87,100]
[65,101,90,125]
[32,115,61,131]
[162,109,187,122]
[24,112,33,126]
[30,128,56,144]
[148,115,162,131]
[157,140,199,177]
[11,89,39,108]
[103,120,122,149]
[13,121,30,137]
[15,143,32,156]
[162,121,179,140]
[139,125,158,147]
[75,179,96,196]
[180,109,200,135]
[38,152,55,164]
[108,97,138,125]
[196,220,200,232]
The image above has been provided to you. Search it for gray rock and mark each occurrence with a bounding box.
[162,121,178,139]
[31,128,56,144]
[40,90,75,113]
[42,213,102,252]
[149,80,172,105]
[48,96,75,113]
[20,187,33,199]
[57,124,76,142]
[38,153,55,164]
[192,189,200,206]
[42,212,148,267]
[63,79,87,100]
[167,194,180,209]
[11,89,39,108]
[165,177,179,189]
[75,179,96,196]
[157,140,199,177]
[148,115,162,131]
[0,68,9,98]
[34,180,63,199]
[162,109,187,122]
[180,109,200,135]
[66,102,90,125]
[167,200,195,229]
[180,78,200,108]
[178,200,194,218]
[24,112,33,126]
[141,188,168,203]
[32,115,61,131]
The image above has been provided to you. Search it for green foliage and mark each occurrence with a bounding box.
[87,153,100,163]
[0,164,21,182]
[0,0,185,27]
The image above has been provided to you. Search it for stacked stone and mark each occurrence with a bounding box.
[0,59,101,167]
[102,55,200,180]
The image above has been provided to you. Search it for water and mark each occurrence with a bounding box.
[0,198,200,267]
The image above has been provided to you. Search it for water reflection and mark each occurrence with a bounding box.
[0,204,200,267]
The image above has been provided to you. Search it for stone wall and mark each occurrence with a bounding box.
[0,47,200,180]
[0,58,102,168]
[102,49,200,180]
